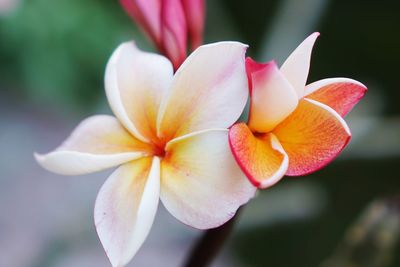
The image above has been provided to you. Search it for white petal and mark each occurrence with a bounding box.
[160,129,256,229]
[105,41,174,143]
[95,157,160,267]
[35,115,151,175]
[246,59,298,133]
[280,32,319,97]
[157,41,249,141]
[35,151,144,176]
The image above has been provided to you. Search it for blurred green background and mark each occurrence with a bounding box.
[0,0,399,267]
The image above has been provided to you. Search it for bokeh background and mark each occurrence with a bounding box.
[1,0,399,266]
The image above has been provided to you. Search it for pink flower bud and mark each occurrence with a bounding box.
[120,0,205,70]
[182,0,205,50]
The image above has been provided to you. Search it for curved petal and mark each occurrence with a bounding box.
[182,0,205,50]
[229,123,288,189]
[157,42,249,141]
[304,78,367,117]
[280,32,319,97]
[120,0,162,45]
[95,157,160,267]
[105,42,174,144]
[160,129,256,229]
[35,115,152,175]
[161,0,187,69]
[246,58,298,133]
[273,99,351,176]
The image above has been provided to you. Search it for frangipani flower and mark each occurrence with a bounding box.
[35,41,255,266]
[120,0,205,70]
[229,32,367,189]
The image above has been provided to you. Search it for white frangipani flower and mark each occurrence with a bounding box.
[35,41,256,267]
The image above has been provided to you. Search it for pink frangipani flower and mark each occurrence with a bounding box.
[35,41,255,267]
[120,0,205,70]
[229,32,367,189]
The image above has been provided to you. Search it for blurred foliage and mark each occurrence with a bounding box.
[219,0,281,53]
[221,0,400,115]
[1,0,399,114]
[321,196,400,267]
[316,0,400,115]
[0,0,147,112]
[232,158,400,267]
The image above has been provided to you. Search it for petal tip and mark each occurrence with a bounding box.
[34,151,51,170]
[312,31,320,37]
[358,81,368,91]
[34,152,45,166]
[246,57,278,74]
[280,32,321,97]
[304,78,368,117]
[245,57,279,95]
[307,32,320,42]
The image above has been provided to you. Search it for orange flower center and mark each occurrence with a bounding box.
[150,137,167,158]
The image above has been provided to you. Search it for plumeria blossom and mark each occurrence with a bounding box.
[120,0,205,69]
[35,41,255,267]
[229,32,367,189]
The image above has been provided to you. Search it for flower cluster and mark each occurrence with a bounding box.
[35,2,366,267]
[229,33,366,188]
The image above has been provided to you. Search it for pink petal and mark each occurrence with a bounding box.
[95,157,160,267]
[280,32,320,97]
[160,129,256,229]
[35,115,152,175]
[304,78,367,117]
[246,58,298,133]
[120,0,162,46]
[161,0,187,70]
[182,0,205,50]
[157,42,249,141]
[229,123,288,189]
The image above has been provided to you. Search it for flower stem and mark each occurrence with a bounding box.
[183,208,242,267]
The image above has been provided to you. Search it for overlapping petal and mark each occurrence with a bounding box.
[95,157,160,267]
[161,0,187,69]
[35,115,151,175]
[157,42,249,141]
[304,78,367,117]
[229,123,288,189]
[120,0,162,45]
[160,129,256,229]
[273,99,351,176]
[105,42,173,144]
[246,58,298,133]
[280,32,319,97]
